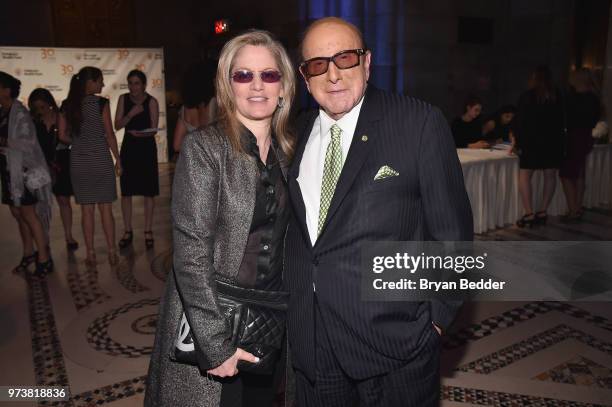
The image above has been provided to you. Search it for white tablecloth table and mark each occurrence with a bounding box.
[457,145,612,234]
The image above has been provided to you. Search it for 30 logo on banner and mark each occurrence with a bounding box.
[61,65,74,76]
[41,48,55,59]
[151,78,162,89]
[117,49,130,60]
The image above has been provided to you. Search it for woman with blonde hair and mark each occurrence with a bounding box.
[146,29,295,407]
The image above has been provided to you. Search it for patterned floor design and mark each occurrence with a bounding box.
[534,356,612,389]
[456,324,612,374]
[26,273,70,407]
[0,163,610,406]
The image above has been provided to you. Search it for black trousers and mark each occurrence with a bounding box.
[296,302,441,407]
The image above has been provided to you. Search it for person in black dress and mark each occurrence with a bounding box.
[114,70,160,249]
[0,72,53,274]
[29,88,78,251]
[514,65,566,227]
[451,95,490,149]
[483,105,516,144]
[560,68,602,221]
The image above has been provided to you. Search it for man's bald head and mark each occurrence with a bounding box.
[298,16,371,120]
[300,17,366,60]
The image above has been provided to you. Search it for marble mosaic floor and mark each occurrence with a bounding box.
[0,163,611,406]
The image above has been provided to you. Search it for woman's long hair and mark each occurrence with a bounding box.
[62,66,102,133]
[532,65,555,103]
[28,88,59,120]
[215,30,296,160]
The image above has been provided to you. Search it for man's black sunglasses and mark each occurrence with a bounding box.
[299,48,368,78]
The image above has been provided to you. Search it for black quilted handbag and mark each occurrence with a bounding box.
[172,277,288,375]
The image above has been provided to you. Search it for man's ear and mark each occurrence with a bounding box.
[363,51,372,82]
[299,68,312,94]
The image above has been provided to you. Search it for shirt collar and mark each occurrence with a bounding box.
[241,125,278,166]
[318,94,365,140]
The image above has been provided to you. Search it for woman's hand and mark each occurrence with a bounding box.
[115,161,122,177]
[509,144,518,156]
[128,130,152,138]
[127,104,144,119]
[468,140,490,149]
[206,348,259,378]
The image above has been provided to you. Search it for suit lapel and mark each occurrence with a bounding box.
[288,110,318,247]
[316,87,382,243]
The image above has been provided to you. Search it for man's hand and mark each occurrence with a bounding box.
[206,348,259,378]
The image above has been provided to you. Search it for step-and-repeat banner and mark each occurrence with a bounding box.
[0,47,167,162]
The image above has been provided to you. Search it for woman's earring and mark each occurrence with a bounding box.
[277,97,284,108]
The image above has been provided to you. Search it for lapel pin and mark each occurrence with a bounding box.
[361,135,368,142]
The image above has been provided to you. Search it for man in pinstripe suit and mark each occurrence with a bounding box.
[285,17,473,406]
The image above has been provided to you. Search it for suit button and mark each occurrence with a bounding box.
[312,258,319,266]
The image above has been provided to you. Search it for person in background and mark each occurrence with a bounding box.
[114,70,160,249]
[514,65,565,227]
[560,68,602,221]
[59,66,121,266]
[451,95,490,148]
[0,72,53,275]
[29,88,79,251]
[172,61,216,155]
[484,105,516,144]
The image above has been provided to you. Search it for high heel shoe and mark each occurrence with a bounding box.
[35,258,54,276]
[85,250,97,266]
[144,230,154,249]
[534,211,548,225]
[66,239,79,251]
[118,231,133,249]
[108,249,118,266]
[13,252,37,273]
[516,213,535,228]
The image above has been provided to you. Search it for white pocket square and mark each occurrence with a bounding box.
[374,165,399,180]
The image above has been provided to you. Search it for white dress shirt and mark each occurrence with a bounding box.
[297,96,365,245]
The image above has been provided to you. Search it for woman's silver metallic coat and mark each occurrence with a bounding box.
[145,124,287,406]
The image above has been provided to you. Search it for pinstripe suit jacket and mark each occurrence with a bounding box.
[285,86,473,381]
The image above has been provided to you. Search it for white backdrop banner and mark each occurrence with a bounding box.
[0,46,167,162]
